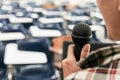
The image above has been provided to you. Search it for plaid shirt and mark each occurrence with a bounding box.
[65,44,120,80]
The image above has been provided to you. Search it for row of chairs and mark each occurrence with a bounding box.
[50,35,118,79]
[0,1,107,80]
[0,1,105,40]
[0,37,57,80]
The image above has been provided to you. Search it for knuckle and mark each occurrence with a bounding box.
[62,59,67,65]
[84,49,89,52]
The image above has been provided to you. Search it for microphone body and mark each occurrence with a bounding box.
[73,36,91,61]
[72,23,92,61]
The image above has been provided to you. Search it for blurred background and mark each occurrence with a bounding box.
[0,0,119,80]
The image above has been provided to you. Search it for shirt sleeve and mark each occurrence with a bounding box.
[64,73,76,80]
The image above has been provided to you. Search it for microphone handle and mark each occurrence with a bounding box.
[72,36,91,62]
[74,45,84,61]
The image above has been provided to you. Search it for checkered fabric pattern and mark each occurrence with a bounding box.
[65,44,120,80]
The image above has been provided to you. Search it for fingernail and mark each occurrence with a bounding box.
[85,44,90,49]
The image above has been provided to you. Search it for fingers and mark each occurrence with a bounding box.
[67,44,90,62]
[67,44,75,60]
[80,44,90,62]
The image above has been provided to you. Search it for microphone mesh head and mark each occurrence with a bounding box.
[72,23,92,37]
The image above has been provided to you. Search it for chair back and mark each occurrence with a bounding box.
[14,38,56,80]
[0,42,8,80]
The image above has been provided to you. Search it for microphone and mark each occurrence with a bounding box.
[72,23,92,61]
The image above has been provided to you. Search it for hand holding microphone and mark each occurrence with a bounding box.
[72,23,120,69]
[62,23,92,78]
[62,43,91,78]
[62,23,120,78]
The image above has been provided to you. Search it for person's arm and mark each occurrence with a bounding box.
[62,44,90,78]
[96,0,120,40]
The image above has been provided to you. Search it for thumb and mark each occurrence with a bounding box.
[80,44,90,62]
